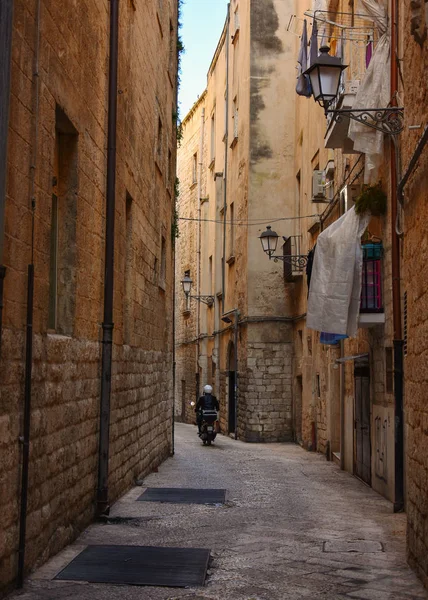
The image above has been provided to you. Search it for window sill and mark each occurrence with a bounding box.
[232,27,240,44]
[226,255,235,265]
[209,158,215,170]
[182,309,191,317]
[158,280,166,292]
[189,181,197,190]
[230,136,238,149]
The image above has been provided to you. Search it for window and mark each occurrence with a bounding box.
[209,255,213,295]
[228,202,235,259]
[295,171,301,237]
[168,149,172,186]
[385,347,393,394]
[160,235,166,288]
[192,152,197,184]
[168,20,175,81]
[234,7,240,32]
[232,97,238,140]
[157,117,163,158]
[124,193,133,344]
[48,107,78,335]
[210,113,215,162]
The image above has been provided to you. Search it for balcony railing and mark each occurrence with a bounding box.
[283,235,305,282]
[360,242,383,313]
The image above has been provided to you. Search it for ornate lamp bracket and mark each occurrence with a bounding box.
[325,107,405,135]
[270,255,309,269]
[190,295,215,307]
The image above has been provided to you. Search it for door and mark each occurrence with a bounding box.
[354,358,371,485]
[228,371,236,434]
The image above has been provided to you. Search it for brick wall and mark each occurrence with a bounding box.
[0,0,177,590]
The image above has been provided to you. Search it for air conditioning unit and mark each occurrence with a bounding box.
[312,170,328,203]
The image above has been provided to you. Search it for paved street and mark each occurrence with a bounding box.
[10,423,428,600]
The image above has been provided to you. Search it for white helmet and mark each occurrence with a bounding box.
[203,385,213,394]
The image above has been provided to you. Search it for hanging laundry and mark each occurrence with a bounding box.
[365,39,373,67]
[296,20,312,97]
[306,244,316,297]
[320,332,348,345]
[309,18,319,66]
[307,207,371,337]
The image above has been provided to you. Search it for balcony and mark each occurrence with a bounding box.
[359,242,385,328]
[283,236,306,282]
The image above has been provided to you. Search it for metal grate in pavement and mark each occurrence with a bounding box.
[137,487,226,504]
[54,544,210,587]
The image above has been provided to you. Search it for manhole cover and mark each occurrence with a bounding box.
[323,540,384,553]
[137,488,226,504]
[55,545,210,587]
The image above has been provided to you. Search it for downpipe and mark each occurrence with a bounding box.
[97,0,119,517]
[390,0,404,514]
[17,265,34,587]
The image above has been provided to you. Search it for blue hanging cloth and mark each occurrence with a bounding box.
[320,332,348,345]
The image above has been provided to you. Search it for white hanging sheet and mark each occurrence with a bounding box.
[307,207,370,337]
[348,0,390,183]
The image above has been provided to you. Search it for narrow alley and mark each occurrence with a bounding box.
[9,424,427,600]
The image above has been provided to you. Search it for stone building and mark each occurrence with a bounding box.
[0,0,177,591]
[175,0,297,441]
[177,0,428,589]
[291,0,400,505]
[400,0,428,586]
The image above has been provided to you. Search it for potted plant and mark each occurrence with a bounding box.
[354,182,387,216]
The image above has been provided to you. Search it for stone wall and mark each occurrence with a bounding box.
[401,0,428,585]
[239,331,293,442]
[0,0,177,591]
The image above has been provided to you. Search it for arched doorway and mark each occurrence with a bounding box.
[227,341,236,435]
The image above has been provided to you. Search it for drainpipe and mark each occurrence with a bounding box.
[222,4,230,300]
[339,339,345,470]
[390,0,404,514]
[0,0,14,357]
[233,309,239,439]
[97,0,119,517]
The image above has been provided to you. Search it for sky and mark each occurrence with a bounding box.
[178,0,229,118]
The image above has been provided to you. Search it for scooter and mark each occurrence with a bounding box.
[191,402,219,445]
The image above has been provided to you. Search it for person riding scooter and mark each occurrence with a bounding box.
[195,385,219,433]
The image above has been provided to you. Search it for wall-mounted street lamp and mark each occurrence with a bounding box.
[181,271,215,307]
[303,46,404,136]
[259,226,308,269]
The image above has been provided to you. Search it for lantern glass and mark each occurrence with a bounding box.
[318,64,343,102]
[260,226,279,257]
[304,46,347,110]
[181,273,192,295]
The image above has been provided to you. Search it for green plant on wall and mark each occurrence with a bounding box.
[354,182,387,216]
[174,0,184,145]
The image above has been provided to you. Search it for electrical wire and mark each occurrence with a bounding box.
[178,214,320,227]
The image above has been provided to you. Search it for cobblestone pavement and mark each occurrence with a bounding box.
[9,423,428,600]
